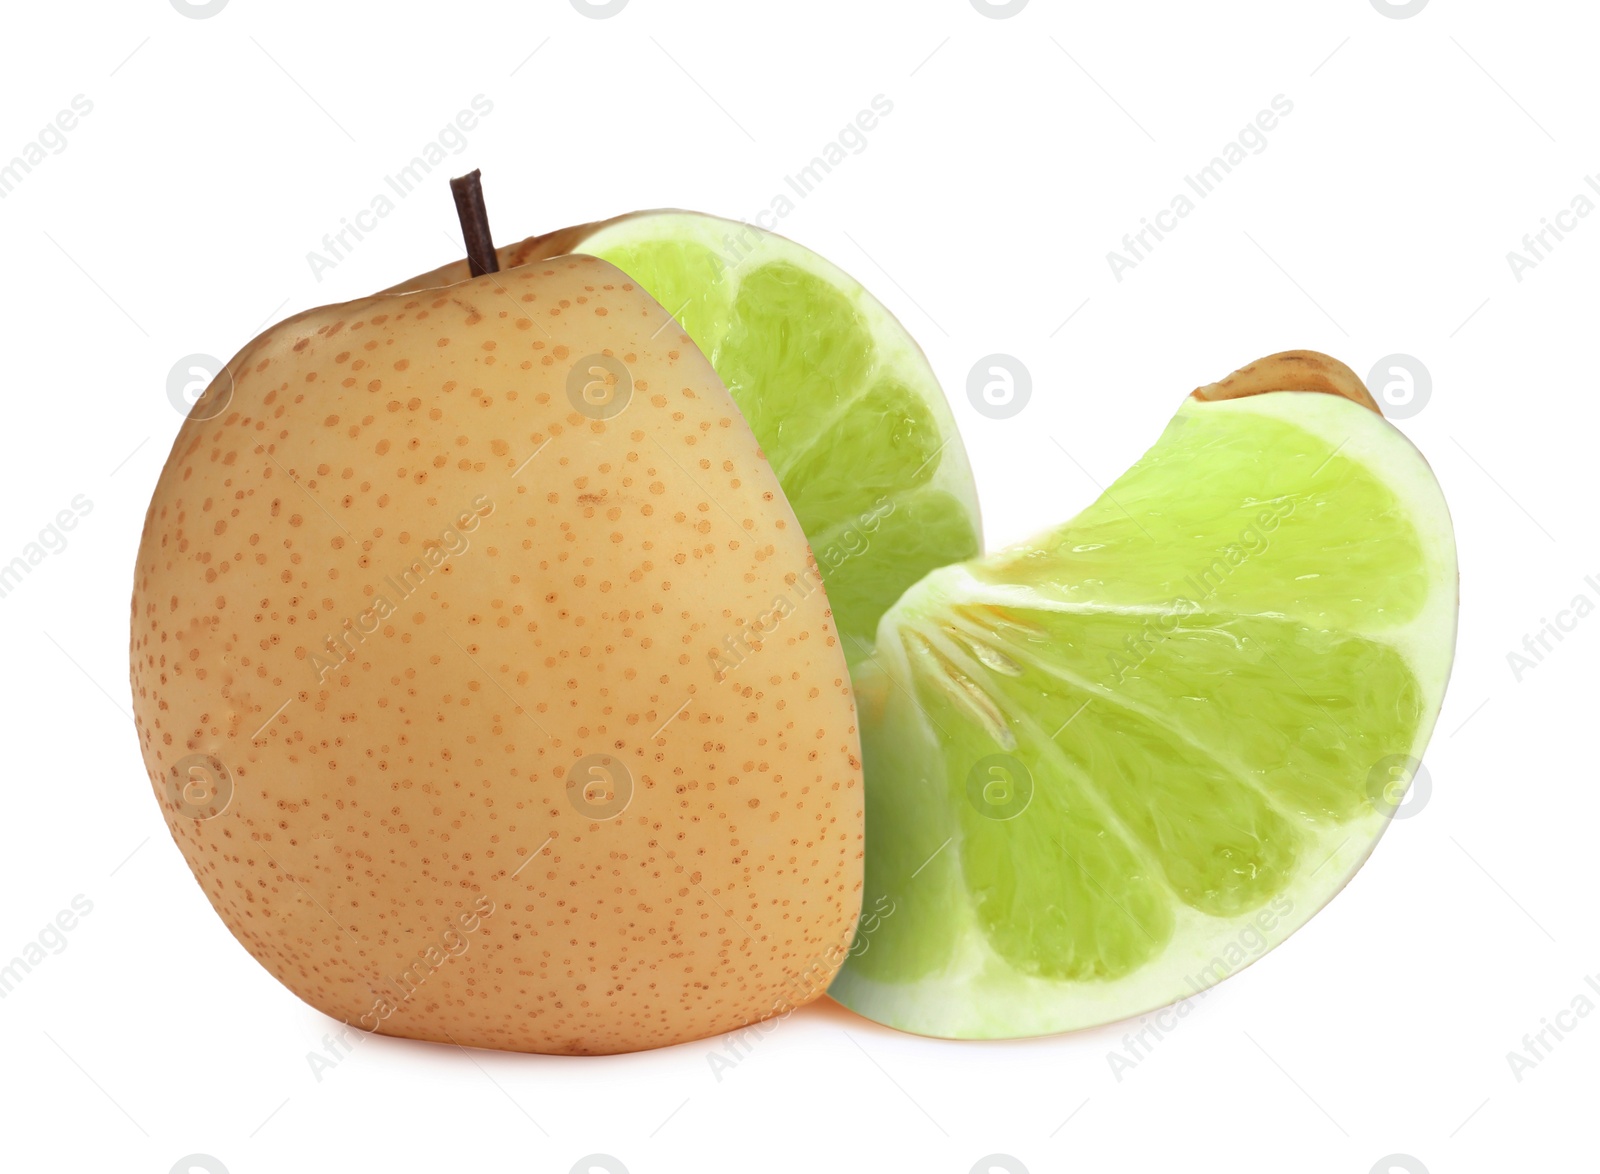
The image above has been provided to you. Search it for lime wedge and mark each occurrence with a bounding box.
[829,383,1458,1038]
[575,212,982,657]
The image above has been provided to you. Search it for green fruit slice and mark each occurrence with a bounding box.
[576,212,982,658]
[828,386,1458,1038]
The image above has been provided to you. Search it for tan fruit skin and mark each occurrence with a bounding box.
[382,212,657,295]
[130,254,863,1055]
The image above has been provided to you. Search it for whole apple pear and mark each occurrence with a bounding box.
[131,252,863,1054]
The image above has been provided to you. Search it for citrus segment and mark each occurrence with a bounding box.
[830,386,1457,1038]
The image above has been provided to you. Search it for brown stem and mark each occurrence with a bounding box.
[449,169,500,278]
[1191,350,1381,414]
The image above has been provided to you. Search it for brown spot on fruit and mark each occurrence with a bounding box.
[1191,349,1381,414]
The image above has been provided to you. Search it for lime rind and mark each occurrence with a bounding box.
[829,392,1457,1038]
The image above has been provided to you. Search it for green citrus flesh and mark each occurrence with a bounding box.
[828,391,1458,1038]
[577,212,982,659]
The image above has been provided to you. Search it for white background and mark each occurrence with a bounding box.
[0,1,1593,1171]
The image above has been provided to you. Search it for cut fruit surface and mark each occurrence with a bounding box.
[391,211,983,660]
[829,376,1457,1038]
[579,214,982,658]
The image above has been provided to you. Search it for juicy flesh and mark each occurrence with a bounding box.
[585,229,980,655]
[852,399,1434,987]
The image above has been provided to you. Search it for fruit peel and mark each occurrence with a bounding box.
[131,255,864,1055]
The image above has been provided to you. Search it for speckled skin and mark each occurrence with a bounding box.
[130,255,864,1054]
